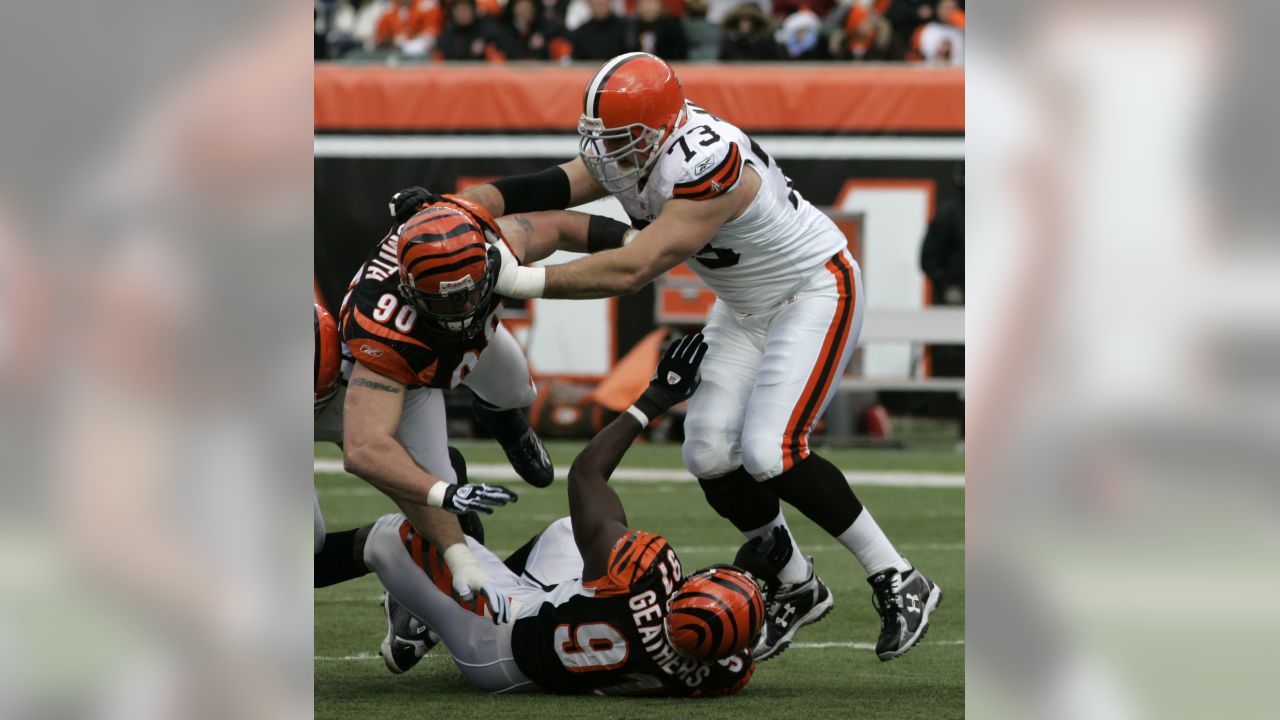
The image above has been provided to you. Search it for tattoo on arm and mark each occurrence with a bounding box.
[513,214,534,236]
[351,377,402,394]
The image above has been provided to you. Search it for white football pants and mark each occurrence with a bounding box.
[683,251,864,481]
[363,514,585,692]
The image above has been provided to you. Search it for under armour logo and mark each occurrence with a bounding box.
[666,371,682,385]
[777,603,797,628]
[906,593,921,614]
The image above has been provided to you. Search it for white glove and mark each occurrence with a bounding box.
[492,240,546,299]
[442,545,513,625]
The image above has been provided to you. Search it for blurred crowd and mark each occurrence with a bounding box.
[315,0,964,64]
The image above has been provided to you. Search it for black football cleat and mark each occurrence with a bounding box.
[867,565,942,662]
[379,592,437,674]
[504,428,554,489]
[469,400,554,488]
[752,557,834,662]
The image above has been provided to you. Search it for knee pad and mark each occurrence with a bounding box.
[682,418,740,478]
[740,433,784,481]
[362,514,406,571]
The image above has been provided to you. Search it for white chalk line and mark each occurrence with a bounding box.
[313,459,963,489]
[315,640,964,662]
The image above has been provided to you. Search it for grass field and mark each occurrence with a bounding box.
[315,440,964,719]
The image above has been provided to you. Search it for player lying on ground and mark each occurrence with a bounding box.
[389,52,941,661]
[314,198,644,602]
[356,334,790,695]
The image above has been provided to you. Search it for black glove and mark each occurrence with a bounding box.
[733,526,794,592]
[441,483,518,515]
[632,332,708,421]
[389,186,443,225]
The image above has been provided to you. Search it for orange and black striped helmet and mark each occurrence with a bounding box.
[314,302,341,411]
[396,203,497,338]
[666,564,765,662]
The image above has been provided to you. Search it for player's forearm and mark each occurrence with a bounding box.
[569,412,644,487]
[566,413,643,543]
[343,434,441,506]
[459,183,508,217]
[397,499,466,555]
[542,248,666,299]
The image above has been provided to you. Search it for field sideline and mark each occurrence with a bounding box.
[315,440,964,719]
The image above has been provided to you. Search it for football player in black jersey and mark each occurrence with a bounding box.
[357,333,784,695]
[315,196,643,606]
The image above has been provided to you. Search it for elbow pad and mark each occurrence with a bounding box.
[492,166,571,214]
[586,215,636,253]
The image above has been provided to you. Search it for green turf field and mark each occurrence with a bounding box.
[315,440,964,719]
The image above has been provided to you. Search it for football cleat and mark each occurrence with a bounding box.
[504,428,555,489]
[752,558,834,662]
[379,592,437,674]
[867,565,942,662]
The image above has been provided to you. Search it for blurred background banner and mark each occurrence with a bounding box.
[967,1,1280,719]
[0,2,313,719]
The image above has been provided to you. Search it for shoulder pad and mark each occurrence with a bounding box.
[672,139,745,202]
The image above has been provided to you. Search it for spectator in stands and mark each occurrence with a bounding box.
[719,3,779,61]
[771,0,836,23]
[500,0,572,60]
[570,0,631,59]
[683,0,722,61]
[436,0,507,60]
[384,0,444,55]
[325,0,390,58]
[826,1,891,60]
[629,0,688,61]
[708,0,768,25]
[912,0,964,64]
[374,0,443,57]
[775,8,828,60]
[883,0,936,57]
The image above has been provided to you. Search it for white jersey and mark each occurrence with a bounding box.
[613,102,850,314]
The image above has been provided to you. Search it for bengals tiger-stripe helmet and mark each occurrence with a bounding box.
[396,204,498,338]
[579,52,687,194]
[666,564,765,661]
[314,302,341,411]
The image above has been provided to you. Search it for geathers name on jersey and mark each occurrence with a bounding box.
[510,530,754,697]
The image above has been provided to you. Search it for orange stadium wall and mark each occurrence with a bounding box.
[314,64,964,380]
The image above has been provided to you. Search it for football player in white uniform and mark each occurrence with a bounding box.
[391,52,942,662]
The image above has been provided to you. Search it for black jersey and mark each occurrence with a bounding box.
[510,530,755,697]
[338,229,501,389]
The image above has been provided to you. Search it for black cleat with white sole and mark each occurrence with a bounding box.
[867,566,942,662]
[753,558,834,662]
[379,592,438,674]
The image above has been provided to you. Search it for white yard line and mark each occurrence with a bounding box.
[313,459,963,488]
[314,640,964,661]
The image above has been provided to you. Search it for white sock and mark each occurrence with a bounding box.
[744,511,811,585]
[837,509,911,576]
